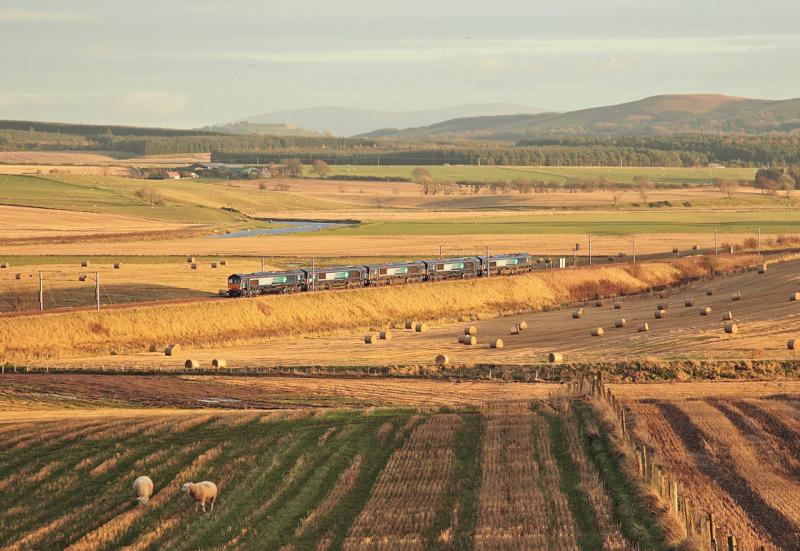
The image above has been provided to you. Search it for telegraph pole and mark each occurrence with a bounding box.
[714,227,718,256]
[439,244,443,259]
[485,246,490,277]
[758,227,761,256]
[632,235,637,264]
[95,272,101,311]
[588,235,593,266]
[311,257,316,292]
[261,256,265,272]
[38,271,44,311]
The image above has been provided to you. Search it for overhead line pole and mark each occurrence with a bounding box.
[632,235,637,264]
[588,235,593,267]
[95,272,101,311]
[38,270,44,311]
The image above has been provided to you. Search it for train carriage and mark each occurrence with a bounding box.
[365,261,426,286]
[303,266,367,291]
[477,253,532,276]
[227,270,306,297]
[421,257,481,281]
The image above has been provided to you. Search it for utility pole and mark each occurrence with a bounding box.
[439,244,443,259]
[758,227,761,256]
[714,227,718,256]
[95,272,100,311]
[588,235,593,267]
[311,257,316,292]
[485,246,490,277]
[38,271,44,311]
[632,235,637,264]
[261,256,265,272]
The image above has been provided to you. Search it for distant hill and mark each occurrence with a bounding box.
[226,104,545,137]
[375,94,800,139]
[203,121,323,137]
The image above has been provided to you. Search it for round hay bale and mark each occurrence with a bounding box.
[672,248,679,254]
[187,256,195,263]
[464,335,477,346]
[435,354,449,366]
[684,299,695,307]
[548,352,563,364]
[510,325,520,335]
[732,292,742,301]
[692,244,699,251]
[464,325,478,336]
[404,320,414,330]
[571,309,584,319]
[614,318,627,328]
[658,292,667,299]
[14,273,21,280]
[364,334,377,344]
[724,323,738,334]
[657,302,668,310]
[415,323,428,333]
[518,320,528,330]
[591,327,604,337]
[706,289,714,296]
[184,359,199,369]
[113,263,121,269]
[212,358,226,368]
[758,264,767,274]
[655,309,667,319]
[614,303,622,310]
[638,323,650,332]
[788,339,797,350]
[165,344,181,356]
[379,330,392,340]
[607,256,615,263]
[211,262,218,269]
[457,335,467,344]
[595,300,603,307]
[78,274,87,282]
[700,306,712,316]
[81,260,89,267]
[790,292,800,302]
[147,343,158,353]
[0,262,7,269]
[219,259,227,266]
[191,263,198,270]
[490,338,504,349]
[722,311,733,321]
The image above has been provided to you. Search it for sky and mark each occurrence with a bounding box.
[2,0,800,128]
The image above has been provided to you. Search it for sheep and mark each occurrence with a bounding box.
[181,481,218,512]
[132,476,154,504]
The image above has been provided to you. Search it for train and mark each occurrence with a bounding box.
[226,253,532,297]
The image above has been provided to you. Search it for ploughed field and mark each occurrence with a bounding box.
[55,256,800,371]
[615,382,800,550]
[0,398,665,551]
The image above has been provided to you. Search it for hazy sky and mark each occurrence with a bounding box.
[2,0,799,127]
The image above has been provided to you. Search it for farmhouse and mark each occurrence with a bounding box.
[165,171,181,179]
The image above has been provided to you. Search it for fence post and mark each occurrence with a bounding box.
[642,446,650,480]
[726,535,737,551]
[708,513,717,551]
[670,479,679,513]
[636,447,645,478]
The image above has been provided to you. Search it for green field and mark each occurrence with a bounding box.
[324,210,800,236]
[311,164,757,185]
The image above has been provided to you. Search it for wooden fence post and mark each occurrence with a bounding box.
[642,446,650,480]
[708,513,717,551]
[726,535,737,551]
[636,447,645,478]
[670,479,679,513]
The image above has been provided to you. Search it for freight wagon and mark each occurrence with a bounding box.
[421,257,481,281]
[365,261,426,286]
[305,266,367,291]
[478,253,532,276]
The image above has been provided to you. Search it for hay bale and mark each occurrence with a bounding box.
[113,263,121,269]
[732,292,742,301]
[510,325,520,335]
[591,327,604,337]
[490,338,504,349]
[614,303,622,310]
[457,335,467,344]
[700,306,712,316]
[463,335,477,346]
[789,339,797,350]
[724,323,738,334]
[672,248,679,254]
[614,318,627,328]
[464,325,478,336]
[607,256,615,263]
[595,300,603,307]
[219,259,227,266]
[692,244,699,251]
[517,321,528,330]
[0,262,8,269]
[14,273,21,280]
[165,344,181,356]
[404,320,414,330]
[191,263,198,270]
[571,309,584,319]
[790,292,800,302]
[684,299,695,307]
[722,311,733,321]
[211,262,218,268]
[758,264,767,274]
[78,274,87,282]
[81,260,89,267]
[379,330,392,340]
[364,334,377,344]
[655,309,667,319]
[706,289,714,296]
[212,358,226,368]
[187,256,195,263]
[148,343,158,353]
[184,359,199,369]
[548,352,563,364]
[638,323,650,332]
[415,323,428,333]
[657,302,669,310]
[435,354,449,366]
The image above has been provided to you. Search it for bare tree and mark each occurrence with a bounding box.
[634,176,650,203]
[284,158,304,178]
[311,159,331,178]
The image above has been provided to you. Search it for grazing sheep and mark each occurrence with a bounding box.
[132,476,154,504]
[182,481,218,512]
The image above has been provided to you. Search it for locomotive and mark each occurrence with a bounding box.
[227,253,531,297]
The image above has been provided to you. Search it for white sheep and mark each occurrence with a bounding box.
[132,476,154,504]
[181,481,218,512]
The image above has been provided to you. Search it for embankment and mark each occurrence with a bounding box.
[0,254,763,363]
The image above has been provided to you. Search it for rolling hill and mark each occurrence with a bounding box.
[374,94,800,139]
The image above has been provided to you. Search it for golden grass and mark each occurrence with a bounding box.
[0,254,756,363]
